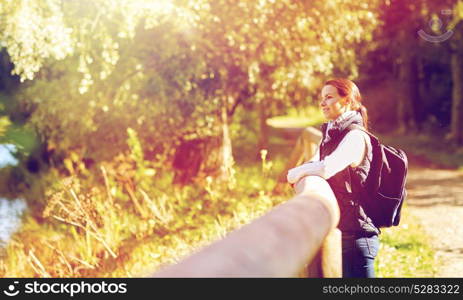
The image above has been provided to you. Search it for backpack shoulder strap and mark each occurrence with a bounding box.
[346,124,377,141]
[343,124,379,196]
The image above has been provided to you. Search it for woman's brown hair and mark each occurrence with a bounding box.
[324,78,369,131]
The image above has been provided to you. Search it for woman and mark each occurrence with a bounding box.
[287,78,380,278]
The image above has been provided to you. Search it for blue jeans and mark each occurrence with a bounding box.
[342,234,379,278]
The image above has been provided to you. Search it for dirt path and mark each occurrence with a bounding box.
[406,162,463,277]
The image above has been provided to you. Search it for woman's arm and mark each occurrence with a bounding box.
[287,130,368,183]
[323,129,367,177]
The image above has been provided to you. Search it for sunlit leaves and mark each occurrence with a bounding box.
[0,0,73,81]
[1,0,385,168]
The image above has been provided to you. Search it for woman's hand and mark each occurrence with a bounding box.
[287,161,326,184]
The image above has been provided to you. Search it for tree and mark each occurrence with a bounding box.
[376,0,430,133]
[1,0,384,185]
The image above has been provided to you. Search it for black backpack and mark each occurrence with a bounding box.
[348,125,408,228]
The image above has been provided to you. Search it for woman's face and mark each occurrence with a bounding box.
[320,85,349,121]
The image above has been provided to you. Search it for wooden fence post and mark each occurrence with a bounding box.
[304,228,342,277]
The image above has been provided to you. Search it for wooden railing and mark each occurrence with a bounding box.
[150,126,341,277]
[276,126,323,186]
[151,176,341,278]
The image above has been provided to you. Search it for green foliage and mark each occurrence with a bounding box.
[0,147,284,277]
[0,0,73,81]
[127,128,156,188]
[0,116,10,137]
[1,123,38,155]
[1,0,385,170]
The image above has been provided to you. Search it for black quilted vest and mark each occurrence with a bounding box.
[319,117,380,237]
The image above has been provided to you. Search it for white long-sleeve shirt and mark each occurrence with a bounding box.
[287,129,370,184]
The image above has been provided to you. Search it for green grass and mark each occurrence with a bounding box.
[375,203,438,277]
[267,106,325,129]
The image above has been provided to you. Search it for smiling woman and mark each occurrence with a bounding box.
[287,78,380,278]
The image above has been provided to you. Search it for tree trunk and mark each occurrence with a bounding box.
[219,102,234,182]
[450,22,463,145]
[397,49,418,133]
[413,56,426,131]
[172,103,234,185]
[395,26,420,134]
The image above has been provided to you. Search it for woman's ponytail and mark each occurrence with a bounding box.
[358,104,369,131]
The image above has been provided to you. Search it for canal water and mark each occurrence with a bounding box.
[0,198,27,249]
[0,144,27,253]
